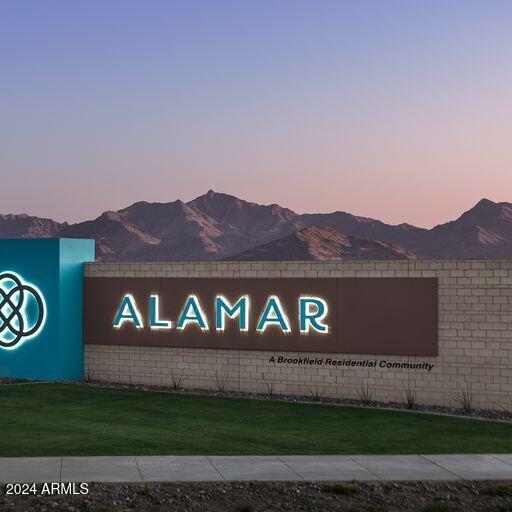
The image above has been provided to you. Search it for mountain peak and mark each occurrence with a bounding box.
[474,198,496,208]
[0,213,62,238]
[459,198,504,221]
[2,191,512,261]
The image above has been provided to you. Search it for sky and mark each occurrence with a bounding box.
[1,0,511,228]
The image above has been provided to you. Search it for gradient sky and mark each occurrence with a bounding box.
[1,0,511,227]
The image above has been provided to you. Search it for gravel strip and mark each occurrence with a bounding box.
[2,480,512,511]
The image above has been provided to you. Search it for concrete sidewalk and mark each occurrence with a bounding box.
[1,455,512,483]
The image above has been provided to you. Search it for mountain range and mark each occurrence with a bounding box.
[1,191,512,261]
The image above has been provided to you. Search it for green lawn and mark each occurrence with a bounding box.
[1,383,511,457]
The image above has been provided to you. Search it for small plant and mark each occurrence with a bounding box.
[213,371,229,393]
[451,383,473,414]
[83,373,95,384]
[263,378,274,396]
[320,483,361,496]
[170,370,185,391]
[383,483,398,493]
[357,383,373,405]
[233,504,256,512]
[422,504,457,512]
[306,384,322,401]
[496,399,512,418]
[483,484,512,497]
[136,485,151,496]
[403,385,417,409]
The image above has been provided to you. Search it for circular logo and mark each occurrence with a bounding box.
[0,272,46,349]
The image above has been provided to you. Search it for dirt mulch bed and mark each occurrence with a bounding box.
[2,378,512,422]
[3,480,512,512]
[82,380,512,422]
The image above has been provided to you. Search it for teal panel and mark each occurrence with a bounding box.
[0,238,94,381]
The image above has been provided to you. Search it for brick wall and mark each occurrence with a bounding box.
[84,260,512,409]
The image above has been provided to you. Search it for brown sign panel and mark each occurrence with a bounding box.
[83,277,438,356]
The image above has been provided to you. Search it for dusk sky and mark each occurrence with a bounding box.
[1,0,511,227]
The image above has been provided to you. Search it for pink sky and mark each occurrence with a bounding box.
[1,1,511,228]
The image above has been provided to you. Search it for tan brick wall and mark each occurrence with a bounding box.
[84,260,512,409]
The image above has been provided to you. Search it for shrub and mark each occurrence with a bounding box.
[83,373,95,384]
[451,383,473,414]
[263,379,274,396]
[213,371,229,393]
[357,384,373,405]
[403,385,417,409]
[496,399,512,418]
[306,385,322,401]
[170,370,185,391]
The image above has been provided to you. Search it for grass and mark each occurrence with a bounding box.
[1,383,512,457]
[483,484,512,497]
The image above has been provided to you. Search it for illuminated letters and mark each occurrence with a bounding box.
[149,294,172,330]
[177,295,209,331]
[112,292,329,335]
[113,294,143,329]
[216,295,249,332]
[256,295,291,333]
[299,297,328,333]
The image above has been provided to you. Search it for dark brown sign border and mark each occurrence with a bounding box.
[84,277,438,356]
